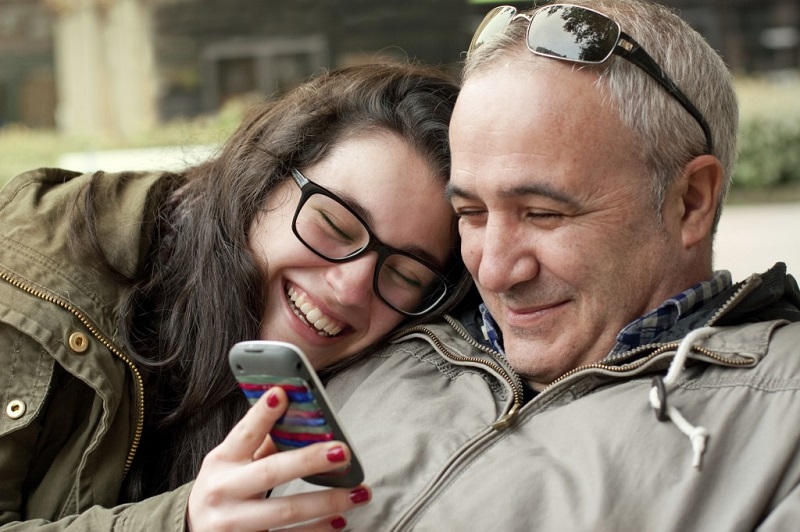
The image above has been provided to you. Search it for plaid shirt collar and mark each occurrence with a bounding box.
[479,303,504,354]
[611,270,732,354]
[479,271,733,356]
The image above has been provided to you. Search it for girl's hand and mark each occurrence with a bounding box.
[187,387,370,531]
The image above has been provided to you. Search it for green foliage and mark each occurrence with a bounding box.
[734,117,800,188]
[731,76,800,191]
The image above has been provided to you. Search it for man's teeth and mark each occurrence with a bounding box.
[287,287,344,337]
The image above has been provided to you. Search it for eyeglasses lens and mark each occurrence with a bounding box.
[528,6,619,63]
[296,193,369,259]
[470,6,516,54]
[378,255,446,315]
[295,192,447,315]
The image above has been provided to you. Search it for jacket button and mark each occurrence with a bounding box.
[6,399,26,419]
[68,332,90,353]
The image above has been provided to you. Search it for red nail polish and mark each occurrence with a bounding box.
[349,487,370,504]
[330,516,346,529]
[266,391,279,408]
[326,446,346,463]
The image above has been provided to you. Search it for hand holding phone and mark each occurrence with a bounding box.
[228,340,365,488]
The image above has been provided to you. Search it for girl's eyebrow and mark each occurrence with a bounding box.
[328,188,375,227]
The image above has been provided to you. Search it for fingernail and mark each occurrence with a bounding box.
[349,487,370,504]
[330,516,347,529]
[266,390,280,408]
[326,446,346,463]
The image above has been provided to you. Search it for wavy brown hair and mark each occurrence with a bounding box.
[69,62,468,501]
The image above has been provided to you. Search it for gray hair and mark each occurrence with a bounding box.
[463,0,738,232]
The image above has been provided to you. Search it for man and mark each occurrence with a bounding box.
[277,1,800,529]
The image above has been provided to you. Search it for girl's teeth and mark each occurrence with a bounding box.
[286,287,344,337]
[306,308,322,323]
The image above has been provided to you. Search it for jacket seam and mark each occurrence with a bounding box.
[0,239,109,313]
[680,378,800,392]
[396,341,511,400]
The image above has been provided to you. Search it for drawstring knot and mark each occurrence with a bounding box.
[649,327,715,470]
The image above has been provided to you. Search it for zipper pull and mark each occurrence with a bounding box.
[492,402,521,430]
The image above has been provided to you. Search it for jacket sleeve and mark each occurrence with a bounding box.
[0,484,193,531]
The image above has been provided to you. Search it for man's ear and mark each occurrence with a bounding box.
[677,155,724,249]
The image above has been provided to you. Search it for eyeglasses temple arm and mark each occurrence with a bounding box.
[291,168,311,187]
[616,33,714,154]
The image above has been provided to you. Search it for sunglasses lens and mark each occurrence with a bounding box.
[527,5,620,63]
[469,6,517,56]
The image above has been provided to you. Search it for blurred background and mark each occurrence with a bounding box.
[0,0,798,277]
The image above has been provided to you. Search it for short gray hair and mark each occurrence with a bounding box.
[463,0,738,232]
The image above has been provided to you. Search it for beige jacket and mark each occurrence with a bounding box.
[279,265,800,531]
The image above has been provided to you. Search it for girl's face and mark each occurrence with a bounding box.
[248,132,455,369]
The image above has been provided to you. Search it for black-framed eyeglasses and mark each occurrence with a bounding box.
[468,4,714,154]
[290,168,450,317]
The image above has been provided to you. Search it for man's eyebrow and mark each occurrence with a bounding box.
[446,181,580,209]
[444,183,473,201]
[332,188,446,269]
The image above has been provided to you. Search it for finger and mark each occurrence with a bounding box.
[225,441,355,498]
[252,435,278,461]
[237,486,371,531]
[273,515,348,532]
[219,387,288,462]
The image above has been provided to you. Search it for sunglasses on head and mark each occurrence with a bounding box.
[469,3,714,154]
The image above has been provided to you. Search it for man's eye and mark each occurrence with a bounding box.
[527,211,562,218]
[454,209,486,219]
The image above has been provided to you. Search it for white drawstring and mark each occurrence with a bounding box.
[649,327,716,469]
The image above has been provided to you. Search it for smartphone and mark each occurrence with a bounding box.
[228,340,364,488]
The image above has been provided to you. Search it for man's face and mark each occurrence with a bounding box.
[449,59,689,389]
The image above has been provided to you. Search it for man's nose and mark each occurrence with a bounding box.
[473,219,539,293]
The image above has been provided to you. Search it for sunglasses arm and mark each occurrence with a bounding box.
[616,33,714,154]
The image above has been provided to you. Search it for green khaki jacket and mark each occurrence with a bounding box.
[0,168,191,530]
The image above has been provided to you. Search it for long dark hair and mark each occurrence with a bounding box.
[70,62,467,502]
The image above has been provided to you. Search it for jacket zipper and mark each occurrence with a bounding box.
[705,272,762,326]
[0,270,144,476]
[546,274,762,390]
[392,316,524,429]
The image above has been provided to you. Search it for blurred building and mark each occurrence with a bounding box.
[0,0,798,137]
[153,0,464,120]
[0,0,56,127]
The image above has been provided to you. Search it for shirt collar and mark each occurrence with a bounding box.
[478,270,733,356]
[611,270,733,354]
[479,302,505,354]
